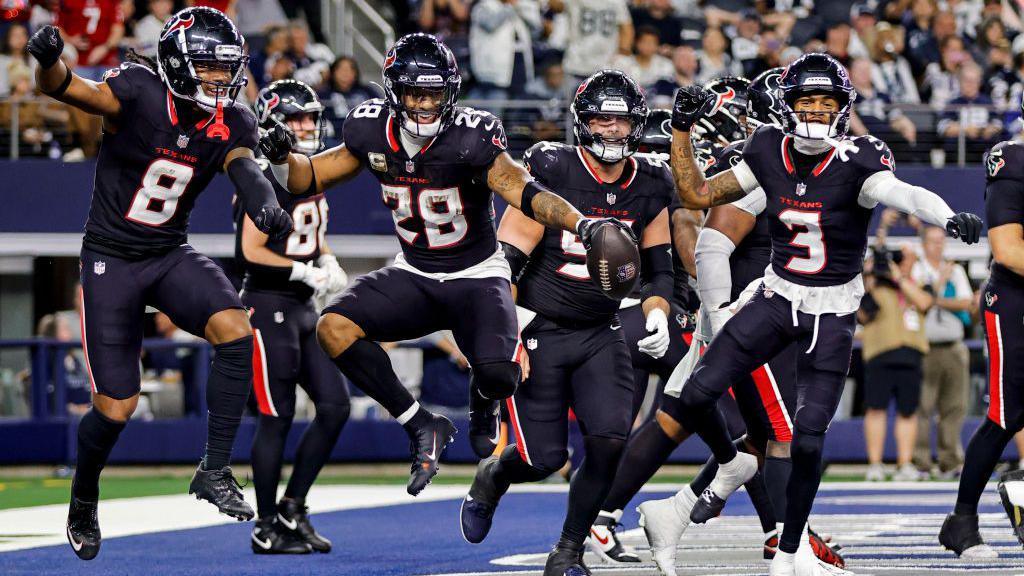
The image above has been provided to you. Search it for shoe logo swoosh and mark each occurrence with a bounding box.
[68,527,84,552]
[489,414,501,444]
[610,325,622,331]
[425,432,438,460]
[277,514,297,531]
[251,534,273,550]
[590,528,610,545]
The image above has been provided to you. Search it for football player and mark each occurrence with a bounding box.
[939,137,1024,558]
[239,80,349,555]
[258,33,617,495]
[458,70,672,576]
[668,53,981,575]
[28,8,295,560]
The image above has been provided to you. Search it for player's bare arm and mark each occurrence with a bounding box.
[497,204,546,256]
[30,26,122,120]
[260,129,363,195]
[990,224,1024,277]
[670,128,748,209]
[240,216,294,267]
[487,151,584,233]
[670,207,703,277]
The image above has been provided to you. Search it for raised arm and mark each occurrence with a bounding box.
[670,206,702,277]
[29,26,121,120]
[858,170,981,243]
[487,151,583,233]
[259,126,363,194]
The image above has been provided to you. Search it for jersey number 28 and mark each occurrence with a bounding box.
[381,185,468,248]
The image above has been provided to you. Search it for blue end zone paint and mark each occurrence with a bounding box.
[0,488,1016,576]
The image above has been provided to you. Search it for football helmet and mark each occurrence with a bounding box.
[638,109,672,155]
[778,53,856,141]
[382,33,461,138]
[255,79,325,155]
[693,76,749,146]
[746,67,786,132]
[571,70,649,164]
[157,7,248,112]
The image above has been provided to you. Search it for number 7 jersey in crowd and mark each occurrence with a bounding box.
[82,63,259,259]
[342,99,509,273]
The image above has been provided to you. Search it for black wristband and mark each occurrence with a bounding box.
[640,243,674,302]
[520,180,550,219]
[42,66,73,98]
[501,241,530,282]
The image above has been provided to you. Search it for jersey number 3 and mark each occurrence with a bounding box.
[780,209,826,274]
[381,185,468,248]
[126,159,194,226]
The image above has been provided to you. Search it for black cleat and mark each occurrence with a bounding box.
[939,513,999,558]
[189,463,254,520]
[66,497,101,560]
[543,544,591,576]
[277,497,331,553]
[407,413,456,496]
[587,513,640,563]
[251,517,312,555]
[460,455,506,544]
[689,487,726,524]
[469,389,501,459]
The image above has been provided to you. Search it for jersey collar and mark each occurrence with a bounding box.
[166,91,218,131]
[780,135,838,178]
[387,115,437,158]
[576,147,638,189]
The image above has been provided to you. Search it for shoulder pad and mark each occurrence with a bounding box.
[523,141,572,178]
[836,134,895,173]
[344,98,388,124]
[102,61,157,81]
[985,140,1024,181]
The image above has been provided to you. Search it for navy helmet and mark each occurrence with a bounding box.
[381,33,462,138]
[571,70,650,163]
[778,53,856,140]
[157,7,248,112]
[255,79,325,155]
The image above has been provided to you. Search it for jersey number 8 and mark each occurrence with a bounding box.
[381,185,468,248]
[126,159,194,226]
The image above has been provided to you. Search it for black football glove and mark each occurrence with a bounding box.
[946,212,982,245]
[254,206,294,241]
[576,217,638,251]
[258,123,296,165]
[28,25,64,70]
[672,85,716,133]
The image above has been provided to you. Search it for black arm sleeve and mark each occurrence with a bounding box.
[501,241,530,283]
[640,244,674,302]
[227,155,282,222]
[986,178,1024,229]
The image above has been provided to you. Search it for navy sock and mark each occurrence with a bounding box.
[252,414,291,518]
[746,471,777,534]
[603,419,682,512]
[764,456,792,522]
[780,431,825,553]
[955,419,1015,516]
[561,437,626,547]
[332,339,417,422]
[72,409,126,501]
[203,335,253,470]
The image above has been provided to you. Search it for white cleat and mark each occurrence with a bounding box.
[771,537,861,576]
[960,544,999,559]
[637,488,696,576]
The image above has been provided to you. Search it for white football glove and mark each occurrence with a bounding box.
[317,254,348,294]
[638,307,670,359]
[290,261,329,295]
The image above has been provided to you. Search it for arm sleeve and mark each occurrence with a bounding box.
[694,227,736,312]
[986,178,1024,228]
[227,156,282,221]
[858,170,954,227]
[640,244,674,302]
[731,185,766,216]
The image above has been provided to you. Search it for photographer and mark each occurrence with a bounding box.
[859,210,935,481]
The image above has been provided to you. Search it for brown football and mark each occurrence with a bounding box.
[586,222,640,300]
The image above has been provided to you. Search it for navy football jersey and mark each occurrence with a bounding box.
[707,141,772,300]
[233,155,327,298]
[741,125,893,287]
[517,142,674,324]
[984,140,1024,283]
[84,62,259,259]
[343,99,508,273]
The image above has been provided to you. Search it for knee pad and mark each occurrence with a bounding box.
[213,335,253,380]
[472,361,520,400]
[679,367,723,411]
[794,404,833,437]
[314,401,351,435]
[531,446,570,476]
[790,429,825,462]
[582,436,626,474]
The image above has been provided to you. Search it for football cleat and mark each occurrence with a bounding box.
[407,413,456,496]
[460,455,505,544]
[998,469,1024,546]
[251,517,312,555]
[278,497,331,553]
[765,529,845,568]
[189,463,254,520]
[939,513,999,558]
[469,389,501,459]
[690,452,758,524]
[543,544,591,576]
[66,497,101,560]
[638,489,695,576]
[587,511,640,563]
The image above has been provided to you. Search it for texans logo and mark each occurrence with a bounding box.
[161,13,195,41]
[575,79,590,97]
[383,50,396,70]
[258,93,280,123]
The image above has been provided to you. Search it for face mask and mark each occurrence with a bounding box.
[586,140,630,163]
[401,113,442,138]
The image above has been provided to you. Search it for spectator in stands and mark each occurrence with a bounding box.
[648,44,698,108]
[923,35,973,108]
[322,56,379,145]
[911,225,973,479]
[287,20,334,90]
[849,57,918,158]
[669,0,708,47]
[629,0,683,48]
[55,0,124,80]
[251,25,290,87]
[859,210,933,482]
[825,21,854,66]
[0,23,34,97]
[276,0,326,44]
[973,16,1009,67]
[747,28,787,75]
[992,51,1024,114]
[871,22,921,104]
[905,4,951,78]
[522,60,568,142]
[612,26,674,90]
[468,0,540,101]
[731,9,762,77]
[763,0,805,40]
[0,65,54,157]
[559,0,633,84]
[938,63,1003,162]
[132,0,173,58]
[36,314,90,416]
[984,40,1015,109]
[948,0,982,41]
[418,0,470,68]
[849,3,877,59]
[695,26,740,84]
[147,312,200,415]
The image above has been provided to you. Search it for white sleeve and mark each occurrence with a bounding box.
[270,161,290,189]
[731,186,766,216]
[857,170,954,227]
[695,227,736,312]
[730,159,761,194]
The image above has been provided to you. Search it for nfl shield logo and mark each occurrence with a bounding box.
[606,192,617,205]
[526,338,538,350]
[274,311,285,324]
[93,261,105,275]
[176,133,189,148]
[405,160,416,173]
[795,183,807,196]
